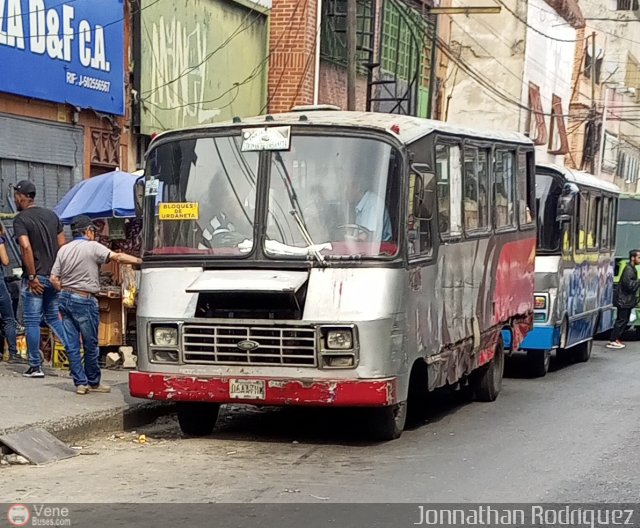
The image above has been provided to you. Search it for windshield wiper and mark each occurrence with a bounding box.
[274,153,326,266]
[289,209,325,264]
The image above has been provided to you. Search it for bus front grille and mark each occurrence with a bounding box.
[182,324,317,366]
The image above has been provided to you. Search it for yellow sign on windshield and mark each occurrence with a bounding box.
[159,202,200,220]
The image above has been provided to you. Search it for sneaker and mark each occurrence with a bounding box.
[88,384,111,393]
[606,341,626,349]
[76,385,89,395]
[23,366,45,378]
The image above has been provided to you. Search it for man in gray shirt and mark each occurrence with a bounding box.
[51,216,141,395]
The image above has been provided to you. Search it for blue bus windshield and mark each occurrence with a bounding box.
[536,173,563,253]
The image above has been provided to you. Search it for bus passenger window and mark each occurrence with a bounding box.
[436,144,451,233]
[436,143,462,236]
[587,195,600,249]
[517,151,533,225]
[601,197,610,249]
[463,147,489,232]
[494,150,516,228]
[577,193,588,251]
[408,172,433,256]
[463,147,479,231]
[610,198,618,247]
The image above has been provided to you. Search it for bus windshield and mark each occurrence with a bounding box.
[536,172,563,253]
[144,133,400,259]
[265,135,400,258]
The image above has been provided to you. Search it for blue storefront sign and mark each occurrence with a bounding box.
[0,0,124,115]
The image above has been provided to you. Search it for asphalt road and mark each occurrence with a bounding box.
[1,341,639,505]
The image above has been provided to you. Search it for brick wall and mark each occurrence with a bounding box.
[267,0,319,113]
[318,61,368,110]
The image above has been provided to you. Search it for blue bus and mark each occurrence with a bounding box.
[519,164,620,377]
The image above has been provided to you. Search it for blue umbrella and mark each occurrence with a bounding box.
[54,170,140,223]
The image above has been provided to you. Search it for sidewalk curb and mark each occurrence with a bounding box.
[0,402,176,444]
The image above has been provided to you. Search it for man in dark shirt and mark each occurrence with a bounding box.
[13,180,68,378]
[608,249,640,350]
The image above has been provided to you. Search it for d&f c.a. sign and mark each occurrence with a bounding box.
[0,0,124,115]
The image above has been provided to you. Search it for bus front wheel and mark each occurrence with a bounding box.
[177,402,220,437]
[526,349,550,378]
[366,401,407,441]
[473,339,505,402]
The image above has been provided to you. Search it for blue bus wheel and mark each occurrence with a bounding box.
[573,339,593,363]
[526,349,550,378]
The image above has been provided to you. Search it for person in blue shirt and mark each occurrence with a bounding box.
[346,179,392,243]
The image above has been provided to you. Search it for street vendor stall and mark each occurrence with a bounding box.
[53,170,142,365]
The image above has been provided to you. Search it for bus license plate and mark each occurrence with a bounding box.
[229,379,265,400]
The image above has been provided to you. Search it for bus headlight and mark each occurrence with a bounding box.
[153,327,178,347]
[326,329,353,350]
[534,295,547,310]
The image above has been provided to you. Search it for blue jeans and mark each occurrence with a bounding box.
[22,276,67,368]
[58,291,101,387]
[0,279,17,357]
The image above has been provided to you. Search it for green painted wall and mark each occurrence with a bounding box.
[139,0,268,135]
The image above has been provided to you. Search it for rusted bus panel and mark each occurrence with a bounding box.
[407,229,535,391]
[129,372,397,407]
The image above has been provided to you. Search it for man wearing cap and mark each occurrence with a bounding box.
[13,180,68,378]
[51,216,142,394]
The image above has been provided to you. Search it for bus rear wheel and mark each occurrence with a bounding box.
[366,402,407,441]
[177,402,220,437]
[573,339,593,363]
[526,349,550,378]
[472,339,505,402]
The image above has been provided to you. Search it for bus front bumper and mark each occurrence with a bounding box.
[519,325,560,351]
[129,372,397,407]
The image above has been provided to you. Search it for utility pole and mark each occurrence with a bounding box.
[586,32,597,173]
[346,0,357,110]
[590,32,596,105]
[597,85,610,178]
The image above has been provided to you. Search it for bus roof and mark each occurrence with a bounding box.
[536,163,620,194]
[154,111,533,146]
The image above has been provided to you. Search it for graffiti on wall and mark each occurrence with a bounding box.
[139,0,268,135]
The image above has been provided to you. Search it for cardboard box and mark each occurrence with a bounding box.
[98,296,123,347]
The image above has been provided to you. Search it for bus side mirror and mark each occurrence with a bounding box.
[556,182,578,223]
[134,177,145,218]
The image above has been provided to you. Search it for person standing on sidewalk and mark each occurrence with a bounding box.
[50,216,142,395]
[13,181,68,378]
[0,224,19,363]
[607,249,640,350]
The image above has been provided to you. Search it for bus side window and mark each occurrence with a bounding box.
[610,198,618,248]
[494,149,516,228]
[408,171,433,257]
[517,150,534,226]
[577,193,588,252]
[463,146,490,232]
[587,194,601,250]
[601,197,610,249]
[436,143,462,236]
[436,144,450,234]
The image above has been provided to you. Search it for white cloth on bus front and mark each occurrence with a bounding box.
[237,239,332,256]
